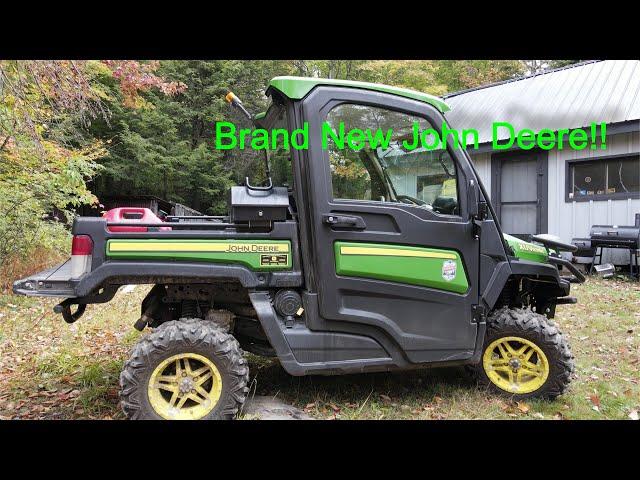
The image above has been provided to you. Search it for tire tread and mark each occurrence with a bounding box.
[119,318,249,420]
[472,307,574,400]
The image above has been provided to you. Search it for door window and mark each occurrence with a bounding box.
[325,103,460,216]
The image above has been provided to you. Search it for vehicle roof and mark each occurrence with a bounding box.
[268,76,450,113]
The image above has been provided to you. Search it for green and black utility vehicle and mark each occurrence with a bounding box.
[14,77,585,420]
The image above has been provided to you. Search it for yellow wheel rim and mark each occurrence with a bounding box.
[148,353,222,420]
[482,336,549,394]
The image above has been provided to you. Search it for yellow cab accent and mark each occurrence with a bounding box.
[109,242,289,253]
[339,246,456,260]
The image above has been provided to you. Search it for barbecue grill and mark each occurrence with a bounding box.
[590,225,640,249]
[570,238,596,265]
[588,223,640,278]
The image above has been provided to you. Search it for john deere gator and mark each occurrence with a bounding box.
[14,76,584,420]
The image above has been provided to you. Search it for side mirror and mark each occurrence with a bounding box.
[467,179,480,219]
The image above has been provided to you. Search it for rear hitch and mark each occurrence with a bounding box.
[53,300,87,324]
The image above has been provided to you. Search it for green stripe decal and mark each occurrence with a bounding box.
[106,239,292,271]
[334,242,468,293]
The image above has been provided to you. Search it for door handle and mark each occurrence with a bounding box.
[322,214,366,229]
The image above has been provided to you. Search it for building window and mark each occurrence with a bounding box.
[567,154,640,201]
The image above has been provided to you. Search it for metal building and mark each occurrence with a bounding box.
[444,60,640,265]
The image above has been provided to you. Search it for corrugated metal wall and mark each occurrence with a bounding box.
[469,131,640,265]
[472,152,492,198]
[547,131,640,264]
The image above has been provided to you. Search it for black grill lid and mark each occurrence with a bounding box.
[590,224,640,249]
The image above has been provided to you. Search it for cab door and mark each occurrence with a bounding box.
[300,87,481,364]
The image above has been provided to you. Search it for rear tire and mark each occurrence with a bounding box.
[471,307,574,400]
[120,319,249,420]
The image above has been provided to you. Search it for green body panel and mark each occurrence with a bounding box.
[334,242,468,294]
[269,76,450,113]
[503,234,548,263]
[106,239,292,271]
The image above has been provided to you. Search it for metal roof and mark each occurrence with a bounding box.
[444,60,640,144]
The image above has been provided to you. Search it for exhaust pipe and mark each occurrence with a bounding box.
[133,294,162,331]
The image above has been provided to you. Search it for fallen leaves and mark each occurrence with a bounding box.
[0,291,143,420]
[498,400,542,418]
[516,401,530,414]
[379,394,392,404]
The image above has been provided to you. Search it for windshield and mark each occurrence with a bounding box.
[251,102,293,188]
[377,143,457,208]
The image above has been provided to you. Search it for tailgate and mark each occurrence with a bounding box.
[13,260,77,298]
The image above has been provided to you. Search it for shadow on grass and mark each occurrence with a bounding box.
[247,356,479,417]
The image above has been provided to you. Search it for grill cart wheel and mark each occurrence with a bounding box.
[119,319,249,420]
[471,307,574,400]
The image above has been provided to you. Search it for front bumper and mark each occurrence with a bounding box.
[547,255,586,283]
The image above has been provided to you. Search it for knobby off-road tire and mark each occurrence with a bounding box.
[472,307,574,400]
[120,319,249,420]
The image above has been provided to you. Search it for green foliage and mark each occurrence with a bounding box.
[358,60,448,96]
[435,60,524,91]
[1,59,529,276]
[547,60,584,69]
[0,60,180,277]
[88,59,525,215]
[89,60,293,214]
[0,61,106,269]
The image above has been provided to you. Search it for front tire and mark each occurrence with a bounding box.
[472,307,574,400]
[120,319,249,420]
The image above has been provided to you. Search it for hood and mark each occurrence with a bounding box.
[503,234,549,263]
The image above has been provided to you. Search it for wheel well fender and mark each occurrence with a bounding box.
[481,259,564,310]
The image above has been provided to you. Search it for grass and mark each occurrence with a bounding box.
[0,277,638,420]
